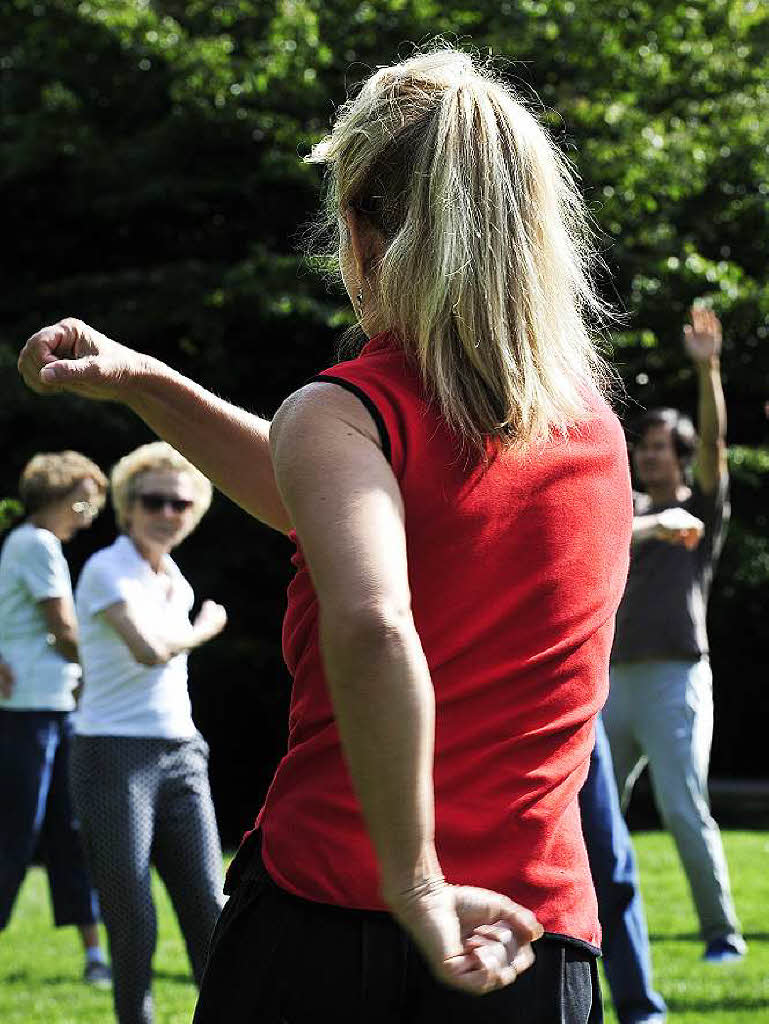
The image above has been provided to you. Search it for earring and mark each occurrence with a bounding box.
[356,288,364,314]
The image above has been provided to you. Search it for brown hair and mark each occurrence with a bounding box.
[19,451,108,515]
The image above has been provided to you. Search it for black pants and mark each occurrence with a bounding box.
[194,833,602,1023]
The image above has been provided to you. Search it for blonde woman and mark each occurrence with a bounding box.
[69,442,226,1024]
[0,452,110,984]
[20,47,632,1023]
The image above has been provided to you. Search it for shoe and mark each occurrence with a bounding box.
[83,959,112,986]
[702,935,747,964]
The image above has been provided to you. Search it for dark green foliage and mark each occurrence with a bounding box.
[1,0,767,839]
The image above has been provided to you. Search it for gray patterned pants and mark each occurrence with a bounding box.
[70,734,224,1024]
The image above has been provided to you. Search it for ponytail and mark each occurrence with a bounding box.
[308,45,615,454]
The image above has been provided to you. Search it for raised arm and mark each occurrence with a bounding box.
[683,305,727,494]
[18,319,291,534]
[270,382,541,995]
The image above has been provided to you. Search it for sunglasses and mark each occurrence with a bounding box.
[136,493,194,514]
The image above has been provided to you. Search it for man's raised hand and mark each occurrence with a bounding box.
[683,305,722,366]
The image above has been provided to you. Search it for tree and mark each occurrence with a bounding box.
[2,0,767,838]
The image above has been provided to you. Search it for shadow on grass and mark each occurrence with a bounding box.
[2,968,193,986]
[152,969,195,985]
[666,996,769,1013]
[2,971,77,986]
[649,931,769,941]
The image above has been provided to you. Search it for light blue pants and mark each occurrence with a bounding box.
[605,660,741,943]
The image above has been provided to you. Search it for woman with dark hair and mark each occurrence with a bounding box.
[607,306,745,966]
[0,451,110,984]
[19,45,632,1023]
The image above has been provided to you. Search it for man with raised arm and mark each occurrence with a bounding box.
[605,305,745,965]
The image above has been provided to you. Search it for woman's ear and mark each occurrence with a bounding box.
[343,208,384,280]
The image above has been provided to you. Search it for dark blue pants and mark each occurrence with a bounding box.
[0,709,99,929]
[580,717,666,1024]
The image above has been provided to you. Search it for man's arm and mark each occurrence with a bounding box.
[270,382,541,994]
[683,305,727,495]
[18,319,291,534]
[632,509,704,549]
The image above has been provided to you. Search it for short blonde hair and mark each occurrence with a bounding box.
[308,44,615,454]
[110,442,213,534]
[19,451,108,515]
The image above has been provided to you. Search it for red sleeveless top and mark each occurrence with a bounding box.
[255,332,632,949]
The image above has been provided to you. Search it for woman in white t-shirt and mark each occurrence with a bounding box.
[0,451,111,984]
[71,441,226,1024]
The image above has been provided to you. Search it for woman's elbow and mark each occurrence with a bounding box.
[323,603,415,652]
[133,643,171,667]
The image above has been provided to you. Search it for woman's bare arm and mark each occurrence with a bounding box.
[100,599,226,667]
[270,382,541,994]
[18,319,291,534]
[40,596,79,662]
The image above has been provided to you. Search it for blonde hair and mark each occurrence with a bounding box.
[19,451,108,515]
[110,442,212,534]
[308,45,615,453]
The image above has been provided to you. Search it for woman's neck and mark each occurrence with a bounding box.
[29,510,66,541]
[128,535,167,573]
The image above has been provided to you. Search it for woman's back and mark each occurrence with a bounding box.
[261,331,632,947]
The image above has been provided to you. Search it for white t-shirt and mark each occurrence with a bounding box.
[74,535,197,738]
[0,523,80,711]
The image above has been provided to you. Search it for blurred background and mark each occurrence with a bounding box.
[1,0,767,845]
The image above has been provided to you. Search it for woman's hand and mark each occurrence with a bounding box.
[19,318,292,533]
[387,880,543,995]
[193,600,228,642]
[0,659,14,699]
[18,318,149,401]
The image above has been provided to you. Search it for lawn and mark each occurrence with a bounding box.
[1,832,767,1022]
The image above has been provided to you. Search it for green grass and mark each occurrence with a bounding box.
[599,831,769,1024]
[1,833,767,1022]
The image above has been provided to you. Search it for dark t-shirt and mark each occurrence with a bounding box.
[611,476,729,663]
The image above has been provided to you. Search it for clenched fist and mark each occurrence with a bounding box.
[18,318,150,403]
[193,600,228,641]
